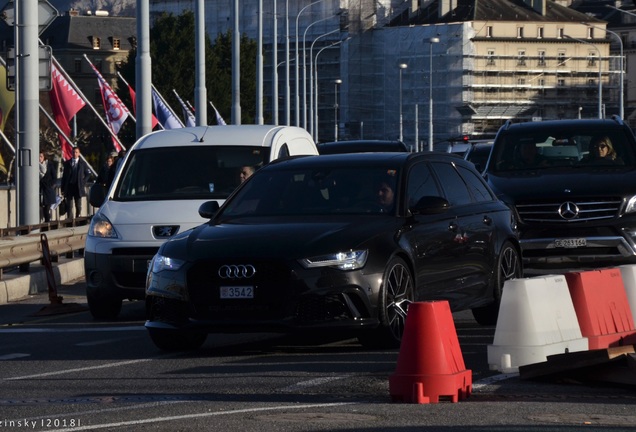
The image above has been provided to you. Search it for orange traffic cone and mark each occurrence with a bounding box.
[389,301,472,404]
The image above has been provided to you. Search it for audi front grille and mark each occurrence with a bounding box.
[186,260,296,320]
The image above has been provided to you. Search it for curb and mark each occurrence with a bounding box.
[0,258,85,305]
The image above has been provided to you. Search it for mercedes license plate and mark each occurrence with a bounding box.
[220,286,254,299]
[554,238,586,248]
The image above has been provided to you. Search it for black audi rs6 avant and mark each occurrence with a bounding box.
[145,152,522,351]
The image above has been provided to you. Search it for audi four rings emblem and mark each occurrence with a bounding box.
[558,201,580,220]
[218,265,257,279]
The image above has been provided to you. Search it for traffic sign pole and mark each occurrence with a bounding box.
[1,0,58,226]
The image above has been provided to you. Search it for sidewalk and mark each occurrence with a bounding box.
[0,257,85,305]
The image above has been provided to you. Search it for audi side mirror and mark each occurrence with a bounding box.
[199,201,220,219]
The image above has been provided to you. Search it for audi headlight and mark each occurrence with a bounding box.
[299,250,368,270]
[626,196,636,214]
[151,254,186,273]
[88,212,117,238]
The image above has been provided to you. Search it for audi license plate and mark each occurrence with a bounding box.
[554,238,586,248]
[220,286,254,299]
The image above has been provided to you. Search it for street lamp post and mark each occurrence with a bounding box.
[334,79,342,141]
[398,63,407,143]
[565,35,602,119]
[295,0,327,126]
[428,37,439,151]
[585,23,624,119]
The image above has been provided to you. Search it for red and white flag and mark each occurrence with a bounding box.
[49,64,86,160]
[88,62,129,151]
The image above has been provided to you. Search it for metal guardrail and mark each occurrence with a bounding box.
[0,218,90,280]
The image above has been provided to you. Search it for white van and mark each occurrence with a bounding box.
[85,125,318,319]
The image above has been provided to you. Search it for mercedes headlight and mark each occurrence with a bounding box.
[626,196,636,214]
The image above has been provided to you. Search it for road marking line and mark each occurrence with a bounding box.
[279,376,347,392]
[42,402,358,432]
[2,358,154,381]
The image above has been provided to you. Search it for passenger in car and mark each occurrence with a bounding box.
[376,174,396,213]
[240,166,256,183]
[585,136,623,164]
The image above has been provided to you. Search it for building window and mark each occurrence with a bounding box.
[517,27,524,38]
[587,51,596,67]
[557,78,566,94]
[538,50,546,66]
[517,50,526,66]
[588,79,596,87]
[517,78,526,86]
[113,38,121,50]
[557,28,564,39]
[74,59,82,73]
[558,51,566,66]
[92,36,101,49]
[587,27,594,39]
[537,27,544,39]
[538,78,545,87]
[487,50,495,65]
[486,26,493,38]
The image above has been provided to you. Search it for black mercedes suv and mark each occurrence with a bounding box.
[483,116,636,269]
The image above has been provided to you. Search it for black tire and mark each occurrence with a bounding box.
[147,328,207,352]
[87,290,123,320]
[358,256,414,349]
[472,241,522,326]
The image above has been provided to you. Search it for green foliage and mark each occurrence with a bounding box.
[119,11,259,126]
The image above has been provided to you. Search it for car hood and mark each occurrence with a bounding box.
[160,216,398,260]
[486,167,636,204]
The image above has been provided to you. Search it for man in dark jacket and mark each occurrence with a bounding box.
[39,152,57,222]
[61,146,91,219]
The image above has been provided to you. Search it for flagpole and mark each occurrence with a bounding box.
[172,89,196,126]
[45,49,127,151]
[209,100,227,125]
[151,84,184,127]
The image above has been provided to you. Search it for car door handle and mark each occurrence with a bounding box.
[449,222,458,232]
[483,215,492,225]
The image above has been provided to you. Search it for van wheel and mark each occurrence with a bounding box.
[147,328,207,352]
[87,290,122,320]
[472,241,521,326]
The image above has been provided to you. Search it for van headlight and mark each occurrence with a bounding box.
[88,213,117,238]
[299,250,368,270]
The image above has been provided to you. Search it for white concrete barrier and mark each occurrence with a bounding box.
[618,265,636,324]
[487,274,588,373]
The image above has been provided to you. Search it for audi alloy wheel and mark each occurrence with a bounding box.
[358,256,414,349]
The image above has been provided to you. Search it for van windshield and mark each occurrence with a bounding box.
[114,145,271,201]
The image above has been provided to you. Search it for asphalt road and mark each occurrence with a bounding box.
[0,278,635,432]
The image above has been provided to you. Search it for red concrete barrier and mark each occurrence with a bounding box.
[565,268,636,350]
